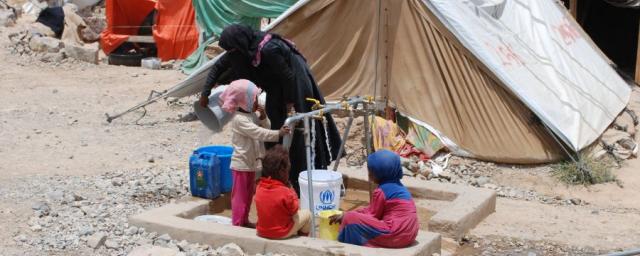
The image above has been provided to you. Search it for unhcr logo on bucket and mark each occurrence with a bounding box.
[317,189,336,211]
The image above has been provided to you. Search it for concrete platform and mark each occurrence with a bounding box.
[130,197,441,256]
[341,166,496,239]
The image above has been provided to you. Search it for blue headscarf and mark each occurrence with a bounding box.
[367,149,403,183]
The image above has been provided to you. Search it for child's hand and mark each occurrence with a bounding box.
[329,213,343,225]
[257,105,267,120]
[279,125,291,136]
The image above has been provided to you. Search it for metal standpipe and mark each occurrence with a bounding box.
[303,116,316,237]
[279,96,370,238]
[282,96,366,149]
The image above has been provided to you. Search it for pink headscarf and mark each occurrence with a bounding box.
[219,79,262,113]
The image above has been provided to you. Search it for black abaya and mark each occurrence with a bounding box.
[202,27,341,196]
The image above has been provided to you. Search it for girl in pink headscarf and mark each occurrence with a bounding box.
[220,79,291,227]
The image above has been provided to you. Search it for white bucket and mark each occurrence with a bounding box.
[141,57,161,70]
[299,170,343,214]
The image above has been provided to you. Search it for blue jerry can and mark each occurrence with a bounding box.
[189,151,221,199]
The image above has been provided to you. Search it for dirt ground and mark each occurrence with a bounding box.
[469,158,640,251]
[1,14,640,256]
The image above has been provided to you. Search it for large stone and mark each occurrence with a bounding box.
[125,226,139,236]
[65,43,98,64]
[104,239,120,249]
[0,9,16,27]
[217,243,244,256]
[87,232,107,249]
[46,190,65,201]
[78,226,94,236]
[476,176,491,187]
[127,245,178,256]
[40,52,66,63]
[31,201,50,216]
[29,36,64,53]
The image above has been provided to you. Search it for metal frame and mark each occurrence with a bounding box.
[281,96,374,237]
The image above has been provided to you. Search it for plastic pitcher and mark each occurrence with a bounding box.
[318,210,342,241]
[193,85,231,133]
[298,170,343,214]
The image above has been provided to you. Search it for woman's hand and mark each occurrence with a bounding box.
[199,94,209,108]
[329,213,344,225]
[286,103,295,117]
[279,125,291,136]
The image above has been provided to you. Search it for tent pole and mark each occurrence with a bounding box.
[303,116,316,238]
[105,90,166,123]
[635,18,640,84]
[366,0,383,201]
[363,102,374,199]
[569,0,578,18]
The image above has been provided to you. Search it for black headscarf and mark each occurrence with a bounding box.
[219,24,264,59]
[218,24,304,65]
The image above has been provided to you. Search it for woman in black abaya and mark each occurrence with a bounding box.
[200,24,341,195]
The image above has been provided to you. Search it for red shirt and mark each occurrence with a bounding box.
[254,177,299,238]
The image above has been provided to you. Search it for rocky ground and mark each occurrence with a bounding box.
[2,167,289,256]
[2,3,640,256]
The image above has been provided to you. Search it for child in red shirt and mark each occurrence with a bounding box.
[254,145,311,239]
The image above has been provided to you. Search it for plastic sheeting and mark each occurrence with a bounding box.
[153,0,198,60]
[181,37,217,74]
[192,0,297,39]
[101,0,198,60]
[426,0,630,151]
[100,0,155,55]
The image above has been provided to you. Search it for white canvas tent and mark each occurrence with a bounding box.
[160,0,631,164]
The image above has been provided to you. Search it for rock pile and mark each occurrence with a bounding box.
[0,7,17,27]
[7,29,101,66]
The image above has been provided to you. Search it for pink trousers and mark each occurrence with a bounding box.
[231,169,255,226]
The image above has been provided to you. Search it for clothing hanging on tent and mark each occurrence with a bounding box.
[371,116,407,153]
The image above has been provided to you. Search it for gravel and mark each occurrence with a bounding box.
[0,167,289,255]
[461,235,604,255]
[423,156,590,207]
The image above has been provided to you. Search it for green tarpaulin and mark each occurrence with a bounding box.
[181,0,297,74]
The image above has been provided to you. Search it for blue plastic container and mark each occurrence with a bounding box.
[189,153,221,199]
[193,145,234,193]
